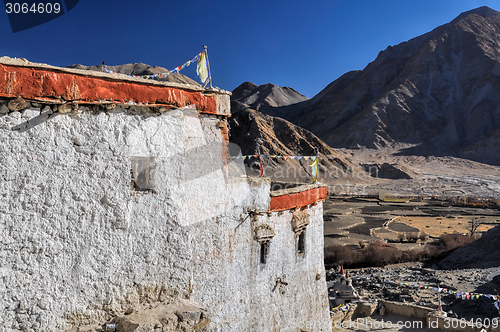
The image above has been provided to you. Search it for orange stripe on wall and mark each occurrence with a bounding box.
[0,64,219,114]
[269,187,327,212]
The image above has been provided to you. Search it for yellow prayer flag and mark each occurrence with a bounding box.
[310,157,318,183]
[197,52,208,83]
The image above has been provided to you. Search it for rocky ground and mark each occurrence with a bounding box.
[439,217,500,270]
[327,262,500,320]
[66,299,210,332]
[324,188,500,325]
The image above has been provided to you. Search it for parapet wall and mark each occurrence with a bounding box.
[382,301,432,319]
[0,57,229,116]
[270,184,327,211]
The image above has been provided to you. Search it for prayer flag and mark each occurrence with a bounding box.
[310,157,318,183]
[197,51,209,83]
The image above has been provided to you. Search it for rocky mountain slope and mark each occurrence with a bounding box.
[260,6,500,165]
[67,62,200,85]
[229,83,363,183]
[439,224,500,269]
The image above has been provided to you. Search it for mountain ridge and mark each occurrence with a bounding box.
[253,6,500,165]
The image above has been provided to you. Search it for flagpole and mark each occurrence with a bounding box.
[203,44,213,88]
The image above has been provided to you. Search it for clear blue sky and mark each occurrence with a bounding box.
[2,0,500,97]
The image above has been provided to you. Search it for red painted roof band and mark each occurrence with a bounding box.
[0,64,219,114]
[269,187,327,212]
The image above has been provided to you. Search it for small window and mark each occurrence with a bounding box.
[260,242,269,264]
[130,156,155,192]
[297,231,305,257]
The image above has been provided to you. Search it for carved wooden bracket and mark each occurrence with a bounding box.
[292,210,309,235]
[255,224,275,243]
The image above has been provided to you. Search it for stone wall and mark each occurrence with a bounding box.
[0,100,329,331]
[382,301,433,319]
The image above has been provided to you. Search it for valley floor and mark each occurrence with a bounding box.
[332,146,500,198]
[323,197,500,248]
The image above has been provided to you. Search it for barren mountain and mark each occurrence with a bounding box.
[67,62,200,85]
[261,6,500,165]
[229,83,362,183]
[231,81,309,114]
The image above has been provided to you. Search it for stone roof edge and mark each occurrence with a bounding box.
[270,183,325,197]
[0,56,231,96]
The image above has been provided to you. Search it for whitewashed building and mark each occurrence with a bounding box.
[0,57,330,331]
